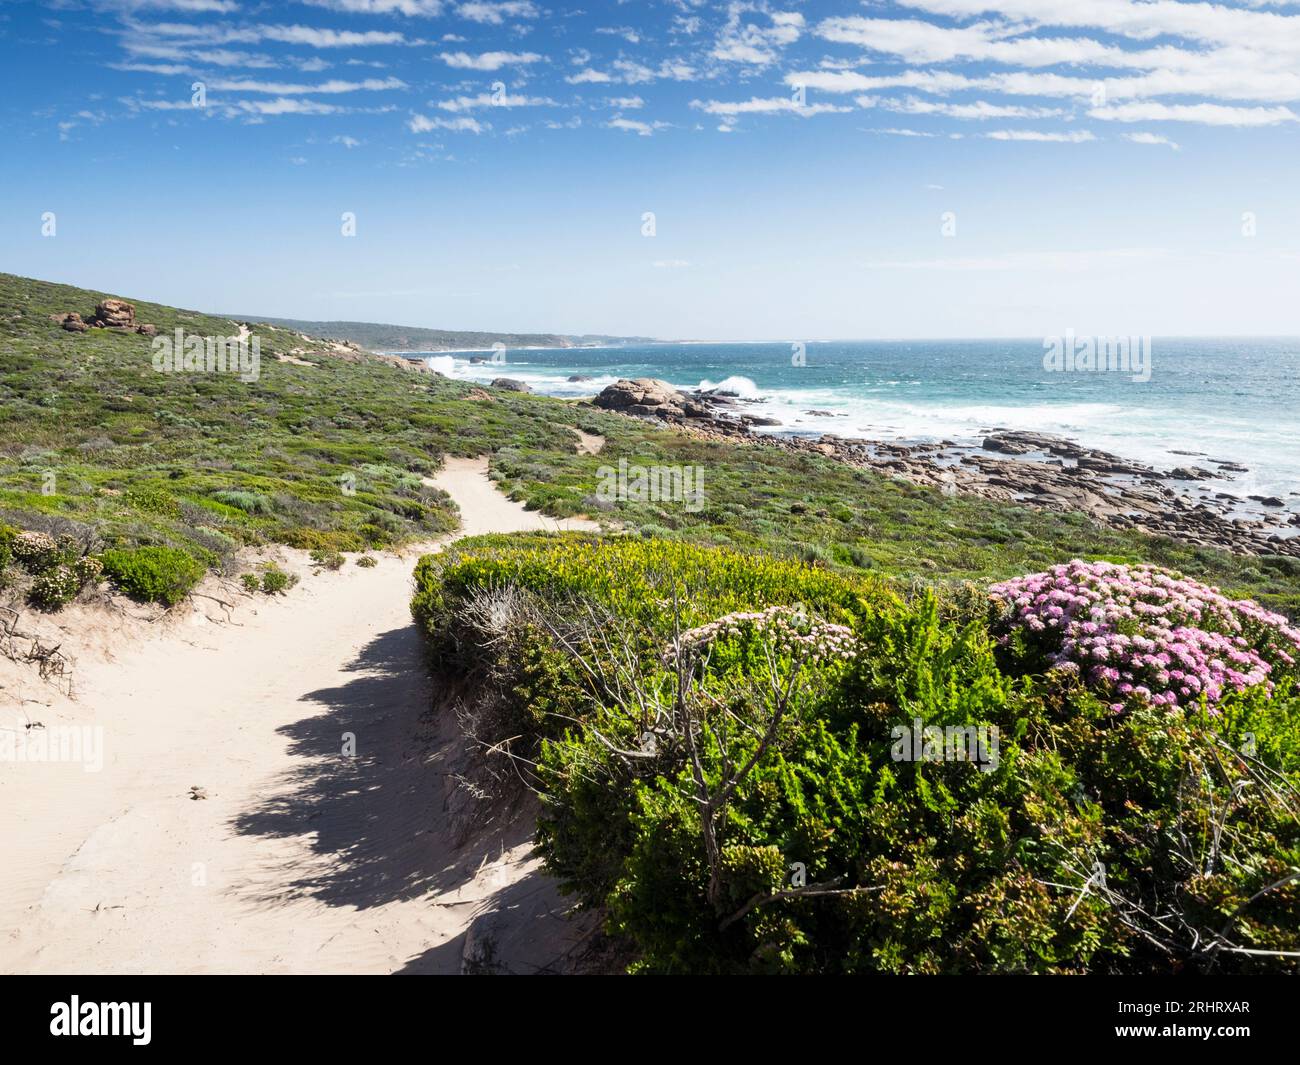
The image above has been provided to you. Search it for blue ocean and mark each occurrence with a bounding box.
[408,338,1299,503]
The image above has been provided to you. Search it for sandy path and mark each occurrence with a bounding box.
[0,458,597,974]
[572,429,604,455]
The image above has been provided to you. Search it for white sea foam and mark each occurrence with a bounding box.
[410,347,1298,504]
[697,375,763,399]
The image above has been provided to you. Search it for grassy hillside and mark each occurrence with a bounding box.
[0,272,592,570]
[2,271,1299,613]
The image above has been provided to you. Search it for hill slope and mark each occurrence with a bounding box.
[1,271,1298,613]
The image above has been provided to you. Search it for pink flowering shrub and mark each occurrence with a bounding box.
[991,560,1300,712]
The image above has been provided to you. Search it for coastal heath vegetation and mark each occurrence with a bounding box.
[4,273,1300,612]
[412,537,1300,974]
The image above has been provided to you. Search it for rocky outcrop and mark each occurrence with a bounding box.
[51,312,88,333]
[49,299,158,336]
[594,377,686,415]
[92,299,135,329]
[587,402,1300,560]
[491,378,531,392]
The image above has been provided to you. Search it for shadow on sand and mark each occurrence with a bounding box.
[228,621,588,972]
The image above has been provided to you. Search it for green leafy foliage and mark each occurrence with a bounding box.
[415,537,1300,974]
[100,546,204,606]
[260,565,297,595]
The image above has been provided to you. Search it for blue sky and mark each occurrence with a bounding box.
[2,0,1299,339]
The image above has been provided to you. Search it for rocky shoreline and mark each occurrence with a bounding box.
[587,377,1300,559]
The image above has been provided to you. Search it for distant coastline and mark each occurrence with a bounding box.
[234,314,661,354]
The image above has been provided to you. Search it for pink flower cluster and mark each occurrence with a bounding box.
[991,560,1300,713]
[671,606,857,665]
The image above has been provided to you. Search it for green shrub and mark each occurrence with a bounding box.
[100,546,205,606]
[412,534,876,650]
[310,549,345,571]
[355,554,377,568]
[414,537,1300,974]
[211,490,271,515]
[537,587,1300,974]
[0,523,15,572]
[260,565,297,595]
[125,484,181,517]
[240,573,260,594]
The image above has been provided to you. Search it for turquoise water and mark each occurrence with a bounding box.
[408,338,1300,502]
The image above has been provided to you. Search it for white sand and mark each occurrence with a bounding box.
[0,458,598,974]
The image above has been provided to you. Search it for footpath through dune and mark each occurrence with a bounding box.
[0,457,598,974]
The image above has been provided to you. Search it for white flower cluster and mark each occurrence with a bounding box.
[670,605,857,664]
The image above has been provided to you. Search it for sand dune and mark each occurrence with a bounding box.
[0,458,598,974]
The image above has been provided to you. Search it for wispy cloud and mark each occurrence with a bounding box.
[607,116,671,136]
[985,129,1096,142]
[691,97,851,117]
[456,1,540,25]
[439,50,541,70]
[1123,130,1180,149]
[211,77,407,95]
[301,0,445,14]
[408,112,488,133]
[1089,102,1297,126]
[436,91,556,111]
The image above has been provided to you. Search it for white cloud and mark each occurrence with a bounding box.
[263,25,409,48]
[301,0,445,14]
[567,69,613,84]
[408,112,488,133]
[858,95,1064,119]
[128,0,239,10]
[894,0,1300,56]
[237,98,343,115]
[596,27,641,45]
[1090,102,1297,126]
[868,127,945,137]
[440,50,541,70]
[985,129,1096,142]
[712,6,805,66]
[691,97,852,117]
[607,116,670,136]
[456,1,539,24]
[567,60,694,86]
[211,77,406,95]
[1123,131,1180,149]
[436,91,556,111]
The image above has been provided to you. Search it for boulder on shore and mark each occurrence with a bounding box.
[491,377,531,392]
[594,377,686,414]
